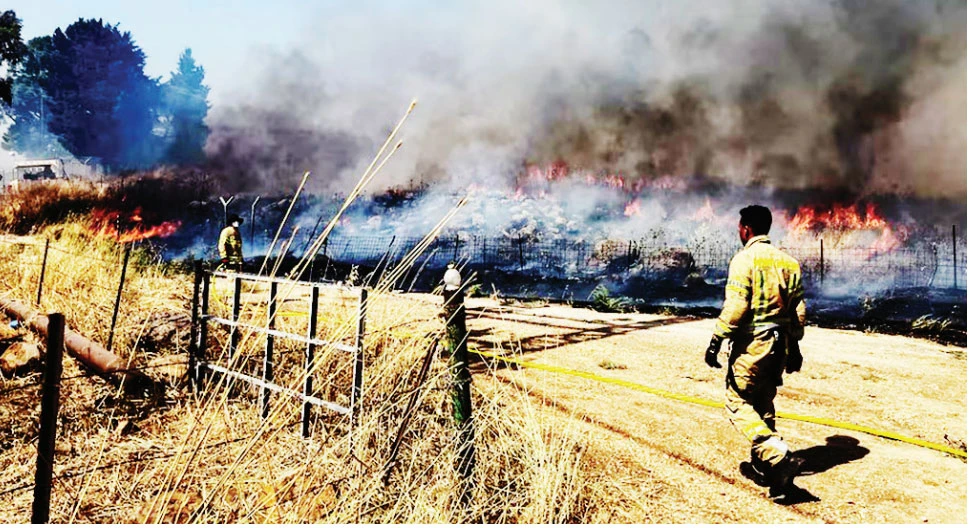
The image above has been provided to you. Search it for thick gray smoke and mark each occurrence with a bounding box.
[206,0,966,203]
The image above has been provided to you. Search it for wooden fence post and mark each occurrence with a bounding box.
[195,271,211,388]
[36,239,49,306]
[32,313,65,524]
[261,282,277,420]
[350,288,367,432]
[107,243,132,351]
[320,237,331,283]
[819,239,824,287]
[188,261,202,390]
[301,285,319,438]
[443,276,474,498]
[249,196,261,249]
[953,224,958,289]
[517,236,524,270]
[229,276,242,358]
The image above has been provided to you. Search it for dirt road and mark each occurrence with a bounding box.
[461,297,966,523]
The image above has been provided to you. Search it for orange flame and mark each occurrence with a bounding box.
[604,173,625,189]
[117,221,181,243]
[522,162,633,191]
[786,203,888,235]
[525,160,569,182]
[623,199,642,217]
[90,207,182,242]
[783,203,908,253]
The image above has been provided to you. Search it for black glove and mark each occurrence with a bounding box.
[785,339,803,373]
[704,336,723,369]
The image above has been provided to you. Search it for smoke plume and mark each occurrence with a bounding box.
[207,0,966,201]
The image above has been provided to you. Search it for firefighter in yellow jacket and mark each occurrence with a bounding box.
[218,214,244,271]
[704,204,806,497]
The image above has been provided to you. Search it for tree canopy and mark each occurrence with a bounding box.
[39,19,159,169]
[3,17,210,170]
[2,36,68,157]
[0,10,28,105]
[163,48,210,164]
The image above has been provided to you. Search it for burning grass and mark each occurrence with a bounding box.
[0,170,211,241]
[0,202,965,522]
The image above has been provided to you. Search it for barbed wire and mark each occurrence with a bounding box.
[46,268,117,293]
[0,238,40,249]
[46,244,120,266]
[0,379,42,397]
[0,236,127,267]
[0,360,191,398]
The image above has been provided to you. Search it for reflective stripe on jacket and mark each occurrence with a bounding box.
[715,235,806,340]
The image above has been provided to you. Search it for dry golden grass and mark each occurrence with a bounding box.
[0,213,604,523]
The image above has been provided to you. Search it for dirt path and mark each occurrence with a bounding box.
[461,297,966,523]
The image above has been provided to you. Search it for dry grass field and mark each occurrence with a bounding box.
[0,179,965,522]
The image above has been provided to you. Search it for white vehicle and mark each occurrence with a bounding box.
[13,159,67,181]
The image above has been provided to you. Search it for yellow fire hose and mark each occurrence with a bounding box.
[262,308,966,459]
[275,311,309,318]
[473,348,967,459]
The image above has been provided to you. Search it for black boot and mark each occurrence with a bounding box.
[739,450,771,487]
[767,453,804,497]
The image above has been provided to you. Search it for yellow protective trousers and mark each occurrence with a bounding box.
[725,329,788,466]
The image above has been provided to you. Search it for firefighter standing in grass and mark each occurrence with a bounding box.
[704,205,806,497]
[218,214,244,272]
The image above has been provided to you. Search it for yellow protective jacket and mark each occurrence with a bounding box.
[714,235,806,340]
[218,226,243,263]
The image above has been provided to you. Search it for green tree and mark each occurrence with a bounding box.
[2,36,73,157]
[34,18,161,169]
[162,48,209,164]
[0,10,28,105]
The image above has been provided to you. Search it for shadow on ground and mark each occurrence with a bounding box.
[775,435,870,505]
[794,435,870,476]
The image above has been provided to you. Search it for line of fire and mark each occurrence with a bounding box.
[25,160,960,341]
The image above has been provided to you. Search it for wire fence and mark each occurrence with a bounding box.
[0,236,162,350]
[0,426,254,499]
[0,352,195,506]
[321,233,968,293]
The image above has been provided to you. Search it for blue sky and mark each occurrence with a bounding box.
[7,0,326,103]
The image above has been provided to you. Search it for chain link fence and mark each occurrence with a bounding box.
[319,233,967,296]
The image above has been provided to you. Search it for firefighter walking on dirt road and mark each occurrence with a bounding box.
[218,214,244,272]
[704,204,807,497]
